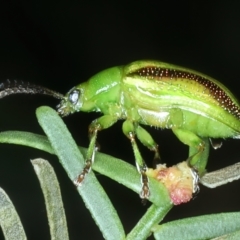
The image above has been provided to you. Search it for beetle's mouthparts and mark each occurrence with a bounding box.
[57,101,70,117]
[57,105,65,117]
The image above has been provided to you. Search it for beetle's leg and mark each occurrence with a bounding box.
[74,115,118,186]
[135,125,161,168]
[172,128,210,176]
[122,120,149,199]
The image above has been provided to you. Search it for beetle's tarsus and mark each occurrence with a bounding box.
[74,159,92,186]
[140,179,150,200]
[139,166,150,199]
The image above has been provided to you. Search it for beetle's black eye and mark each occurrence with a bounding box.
[69,89,79,104]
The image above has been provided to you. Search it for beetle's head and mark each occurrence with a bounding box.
[57,86,82,117]
[57,82,97,117]
[57,66,123,117]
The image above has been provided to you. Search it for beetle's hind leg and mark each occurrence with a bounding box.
[172,128,210,176]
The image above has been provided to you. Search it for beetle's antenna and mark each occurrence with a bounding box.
[0,80,64,100]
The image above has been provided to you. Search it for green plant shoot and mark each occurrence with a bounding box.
[1,60,240,199]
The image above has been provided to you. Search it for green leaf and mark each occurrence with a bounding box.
[0,130,172,207]
[153,212,240,240]
[31,158,69,240]
[0,187,27,240]
[36,106,125,240]
[0,107,173,238]
[0,131,54,154]
[126,204,172,240]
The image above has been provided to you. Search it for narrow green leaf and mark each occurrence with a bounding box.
[153,212,240,240]
[36,106,125,240]
[0,131,54,154]
[0,188,27,240]
[91,150,171,207]
[0,131,171,207]
[126,203,172,240]
[31,158,69,240]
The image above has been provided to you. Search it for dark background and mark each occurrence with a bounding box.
[0,1,240,239]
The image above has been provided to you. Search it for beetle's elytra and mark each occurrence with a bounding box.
[129,66,240,119]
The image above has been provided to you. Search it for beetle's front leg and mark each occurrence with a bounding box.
[74,115,118,186]
[172,128,210,176]
[122,120,150,199]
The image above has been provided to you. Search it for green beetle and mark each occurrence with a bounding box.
[56,60,240,198]
[1,60,240,198]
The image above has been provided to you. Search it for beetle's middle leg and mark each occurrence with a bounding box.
[135,125,161,168]
[122,120,151,199]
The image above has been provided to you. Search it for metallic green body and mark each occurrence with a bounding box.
[60,60,240,139]
[57,60,240,198]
